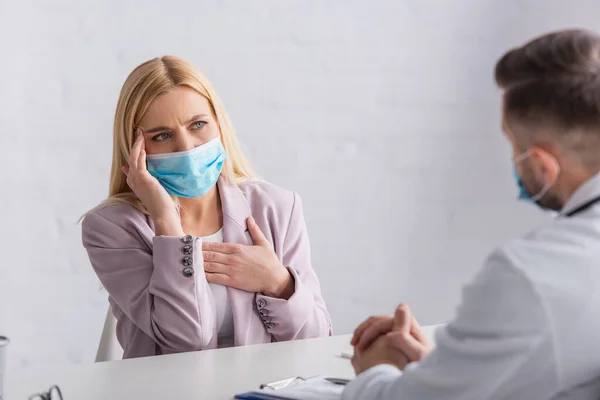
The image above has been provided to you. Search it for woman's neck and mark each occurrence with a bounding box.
[178,185,223,237]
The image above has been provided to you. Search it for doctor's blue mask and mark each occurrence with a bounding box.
[146,138,227,198]
[512,150,560,209]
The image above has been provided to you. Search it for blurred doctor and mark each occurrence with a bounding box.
[345,29,600,400]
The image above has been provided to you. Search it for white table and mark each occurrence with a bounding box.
[7,326,440,400]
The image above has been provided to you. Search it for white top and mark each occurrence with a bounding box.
[200,229,234,348]
[343,172,600,400]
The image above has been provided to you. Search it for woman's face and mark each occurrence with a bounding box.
[137,86,220,155]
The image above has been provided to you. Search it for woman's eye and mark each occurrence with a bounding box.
[193,121,205,129]
[151,132,171,141]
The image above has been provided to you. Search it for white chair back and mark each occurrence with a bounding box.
[95,307,123,362]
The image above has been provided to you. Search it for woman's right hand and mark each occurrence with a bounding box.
[122,130,185,237]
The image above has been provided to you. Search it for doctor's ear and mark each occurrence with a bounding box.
[530,147,561,182]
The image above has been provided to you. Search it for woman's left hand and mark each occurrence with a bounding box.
[203,217,295,299]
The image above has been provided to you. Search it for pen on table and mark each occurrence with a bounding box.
[325,377,351,385]
[259,376,303,390]
[260,376,351,390]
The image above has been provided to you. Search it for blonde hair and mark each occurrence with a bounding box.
[102,56,258,213]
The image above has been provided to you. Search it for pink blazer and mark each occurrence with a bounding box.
[82,179,332,359]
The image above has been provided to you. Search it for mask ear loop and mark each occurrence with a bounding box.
[513,150,561,202]
[513,149,532,164]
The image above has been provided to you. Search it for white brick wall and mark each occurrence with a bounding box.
[1,0,598,373]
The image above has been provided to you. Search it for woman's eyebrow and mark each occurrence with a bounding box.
[186,113,209,122]
[142,125,171,134]
[142,114,210,134]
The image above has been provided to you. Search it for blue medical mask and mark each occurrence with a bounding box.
[513,167,532,201]
[146,138,227,198]
[512,150,560,207]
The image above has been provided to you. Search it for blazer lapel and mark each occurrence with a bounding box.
[219,178,252,240]
[218,179,264,345]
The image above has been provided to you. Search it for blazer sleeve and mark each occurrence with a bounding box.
[82,209,215,353]
[342,249,556,400]
[255,193,333,341]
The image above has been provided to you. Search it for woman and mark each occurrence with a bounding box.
[82,56,332,359]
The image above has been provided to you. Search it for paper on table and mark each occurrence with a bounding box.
[236,376,345,400]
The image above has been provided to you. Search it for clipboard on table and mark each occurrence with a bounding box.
[234,376,350,400]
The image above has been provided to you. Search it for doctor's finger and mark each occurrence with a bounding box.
[351,316,385,346]
[409,316,429,345]
[355,318,394,352]
[392,304,412,334]
[385,331,428,361]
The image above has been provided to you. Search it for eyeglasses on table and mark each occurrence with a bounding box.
[28,384,63,400]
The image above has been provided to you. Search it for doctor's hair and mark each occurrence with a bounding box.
[495,28,600,169]
[100,56,258,214]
